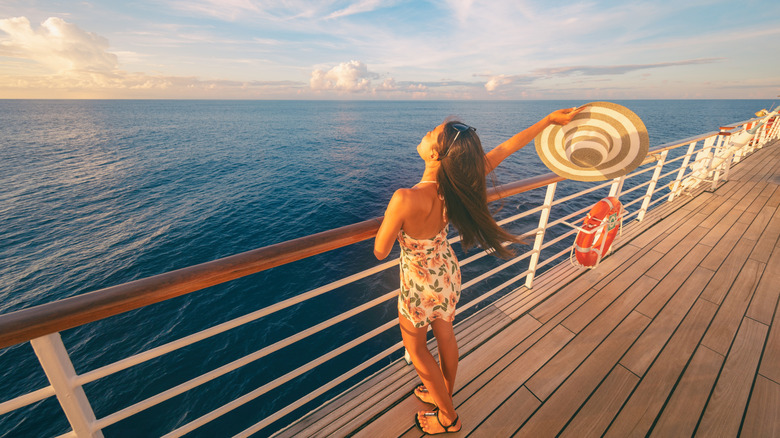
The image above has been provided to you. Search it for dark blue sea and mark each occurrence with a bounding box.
[0,99,773,437]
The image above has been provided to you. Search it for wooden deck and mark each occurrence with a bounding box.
[277,139,780,438]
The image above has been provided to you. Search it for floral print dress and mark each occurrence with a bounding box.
[397,225,462,328]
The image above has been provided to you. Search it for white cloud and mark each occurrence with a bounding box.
[483,74,536,93]
[310,60,378,92]
[484,74,513,92]
[0,16,306,98]
[532,58,723,77]
[0,16,118,74]
[378,77,397,90]
[325,0,389,19]
[169,0,395,22]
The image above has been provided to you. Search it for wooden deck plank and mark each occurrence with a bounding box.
[748,206,780,264]
[528,276,603,324]
[746,246,780,325]
[728,181,760,212]
[700,238,758,305]
[733,181,767,212]
[562,273,657,334]
[466,387,539,438]
[644,227,709,282]
[497,287,554,321]
[699,198,739,229]
[284,303,512,437]
[742,375,780,438]
[632,205,701,249]
[698,208,743,247]
[737,206,759,225]
[621,266,714,376]
[593,234,667,290]
[524,229,660,322]
[698,217,752,272]
[767,183,780,208]
[452,296,591,403]
[758,282,780,384]
[700,258,764,355]
[705,180,741,203]
[526,276,656,400]
[696,317,769,437]
[559,365,639,438]
[350,313,542,438]
[636,243,712,318]
[606,299,718,437]
[744,204,777,241]
[655,212,710,252]
[620,194,695,239]
[679,190,716,212]
[443,325,575,436]
[495,254,594,322]
[744,185,775,215]
[456,308,513,355]
[517,311,650,437]
[699,189,734,215]
[649,345,724,438]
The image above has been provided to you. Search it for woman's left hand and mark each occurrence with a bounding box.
[548,106,586,125]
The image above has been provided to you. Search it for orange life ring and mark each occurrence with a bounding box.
[574,197,622,267]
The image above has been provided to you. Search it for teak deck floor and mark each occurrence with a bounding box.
[278,139,780,438]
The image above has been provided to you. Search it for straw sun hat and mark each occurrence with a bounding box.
[534,102,649,182]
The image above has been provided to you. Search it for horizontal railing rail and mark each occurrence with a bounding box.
[0,112,776,437]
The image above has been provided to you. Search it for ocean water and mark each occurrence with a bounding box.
[0,99,773,437]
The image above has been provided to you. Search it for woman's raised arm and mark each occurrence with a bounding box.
[484,106,584,173]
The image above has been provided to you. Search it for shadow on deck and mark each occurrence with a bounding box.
[278,139,780,437]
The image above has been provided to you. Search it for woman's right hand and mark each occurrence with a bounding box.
[548,106,586,125]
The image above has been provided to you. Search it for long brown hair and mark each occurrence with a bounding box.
[435,120,526,259]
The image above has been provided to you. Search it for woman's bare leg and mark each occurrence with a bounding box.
[431,318,459,396]
[399,314,460,432]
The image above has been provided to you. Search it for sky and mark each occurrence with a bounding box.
[1,0,778,100]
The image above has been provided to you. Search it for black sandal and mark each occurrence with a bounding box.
[414,409,461,435]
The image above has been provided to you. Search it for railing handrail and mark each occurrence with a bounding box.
[0,119,760,350]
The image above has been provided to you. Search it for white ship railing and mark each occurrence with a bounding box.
[0,112,777,437]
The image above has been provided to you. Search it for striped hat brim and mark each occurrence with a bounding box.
[534,102,649,182]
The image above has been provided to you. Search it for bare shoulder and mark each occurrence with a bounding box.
[388,186,431,215]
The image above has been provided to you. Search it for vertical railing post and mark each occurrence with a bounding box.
[30,333,103,438]
[766,117,776,141]
[710,138,728,191]
[702,133,723,191]
[608,175,625,198]
[733,132,745,163]
[745,123,757,154]
[722,146,734,184]
[770,116,780,140]
[702,133,717,162]
[758,119,771,146]
[525,182,557,289]
[637,150,667,222]
[755,122,765,147]
[668,140,698,202]
[714,130,725,149]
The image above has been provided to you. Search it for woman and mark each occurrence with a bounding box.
[374,107,582,434]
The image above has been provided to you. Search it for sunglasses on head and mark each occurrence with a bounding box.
[438,123,476,161]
